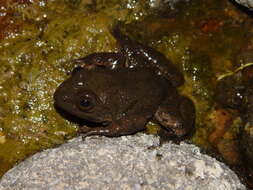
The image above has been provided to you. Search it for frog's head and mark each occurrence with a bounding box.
[54,67,113,124]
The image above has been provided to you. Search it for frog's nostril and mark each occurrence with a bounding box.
[62,95,69,102]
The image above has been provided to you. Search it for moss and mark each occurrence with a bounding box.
[0,0,159,176]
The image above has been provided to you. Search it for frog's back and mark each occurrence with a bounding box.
[117,67,169,99]
[112,67,170,118]
[84,67,170,119]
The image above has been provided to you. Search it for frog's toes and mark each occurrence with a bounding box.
[155,109,186,137]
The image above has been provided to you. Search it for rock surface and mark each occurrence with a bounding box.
[235,0,253,9]
[0,134,245,190]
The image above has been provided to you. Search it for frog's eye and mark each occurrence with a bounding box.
[72,66,83,75]
[77,93,94,112]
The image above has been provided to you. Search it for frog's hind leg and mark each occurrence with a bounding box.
[111,26,184,87]
[154,95,195,138]
[74,52,126,70]
[79,116,148,139]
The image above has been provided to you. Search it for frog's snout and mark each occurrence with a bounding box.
[54,83,73,107]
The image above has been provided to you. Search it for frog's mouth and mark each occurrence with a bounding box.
[54,90,112,125]
[54,101,113,126]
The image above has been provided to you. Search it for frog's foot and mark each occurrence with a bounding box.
[155,96,195,138]
[80,126,122,140]
[80,128,112,140]
[80,116,148,140]
[74,52,126,70]
[155,109,186,137]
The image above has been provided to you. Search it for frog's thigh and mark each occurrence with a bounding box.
[80,116,148,138]
[115,115,148,136]
[74,52,125,69]
[112,26,184,86]
[154,96,195,137]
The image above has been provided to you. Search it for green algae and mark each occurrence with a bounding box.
[0,0,252,178]
[0,0,174,176]
[0,0,145,175]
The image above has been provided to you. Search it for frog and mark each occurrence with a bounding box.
[54,27,195,138]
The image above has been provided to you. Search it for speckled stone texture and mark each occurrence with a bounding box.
[0,134,245,190]
[235,0,253,9]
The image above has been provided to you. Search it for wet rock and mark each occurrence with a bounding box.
[0,134,245,190]
[235,0,253,9]
[240,124,253,167]
[215,63,253,188]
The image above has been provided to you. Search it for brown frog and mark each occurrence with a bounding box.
[54,27,195,138]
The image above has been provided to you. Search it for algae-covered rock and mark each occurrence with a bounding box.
[0,0,167,175]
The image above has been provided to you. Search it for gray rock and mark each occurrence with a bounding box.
[235,0,253,9]
[0,134,245,190]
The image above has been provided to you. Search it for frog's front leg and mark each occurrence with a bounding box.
[154,95,195,138]
[79,116,148,139]
[74,52,126,70]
